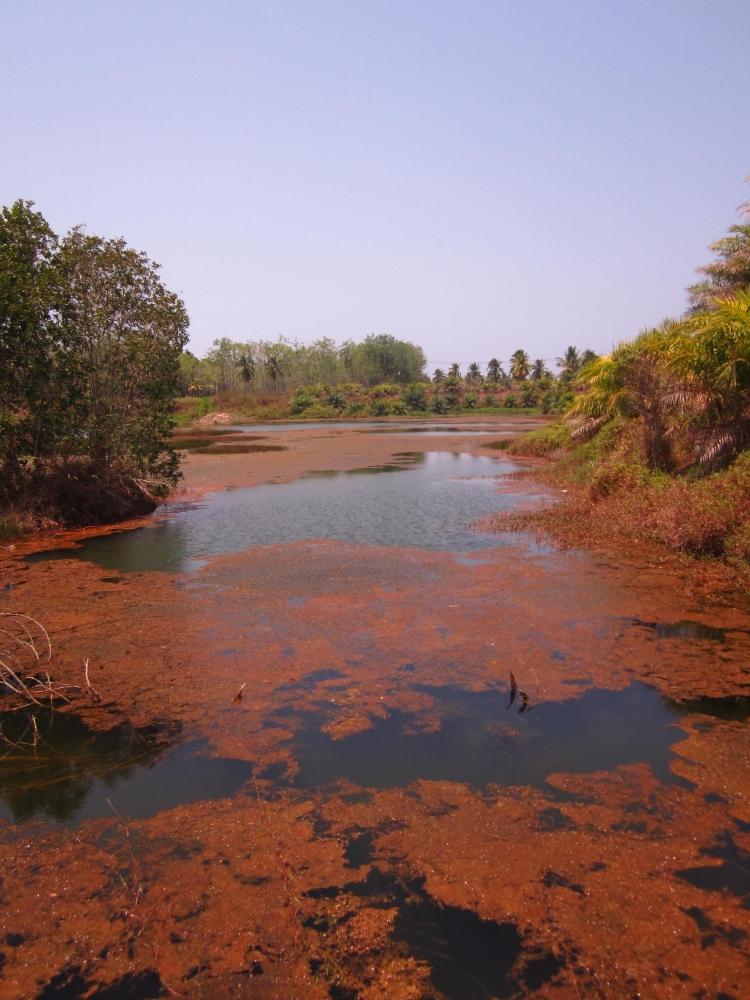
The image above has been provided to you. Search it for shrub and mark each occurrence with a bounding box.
[402,383,428,411]
[506,423,572,457]
[289,390,314,415]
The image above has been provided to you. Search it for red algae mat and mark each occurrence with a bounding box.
[2,424,750,998]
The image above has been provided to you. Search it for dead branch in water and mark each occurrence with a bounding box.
[0,612,80,708]
[83,657,102,703]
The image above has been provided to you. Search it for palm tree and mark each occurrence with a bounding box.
[264,351,284,389]
[565,327,676,469]
[530,358,549,381]
[556,346,581,381]
[448,362,461,378]
[667,291,750,466]
[688,220,750,312]
[432,368,445,385]
[239,354,256,384]
[466,362,482,385]
[486,358,502,383]
[509,349,530,382]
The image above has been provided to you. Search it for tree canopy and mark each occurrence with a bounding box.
[0,200,188,525]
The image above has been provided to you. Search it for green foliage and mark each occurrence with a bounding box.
[199,333,426,396]
[0,200,60,475]
[0,200,188,524]
[402,383,428,411]
[505,423,572,457]
[520,384,537,408]
[688,207,750,311]
[509,349,530,381]
[431,392,448,414]
[290,389,314,414]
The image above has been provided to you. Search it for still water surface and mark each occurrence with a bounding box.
[31,451,537,573]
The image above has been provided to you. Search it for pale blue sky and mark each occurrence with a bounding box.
[2,1,748,370]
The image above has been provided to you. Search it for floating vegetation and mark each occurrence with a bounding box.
[305,870,564,998]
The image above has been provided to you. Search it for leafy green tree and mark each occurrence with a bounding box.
[1,202,189,520]
[530,358,550,380]
[432,368,445,385]
[54,228,189,486]
[349,334,426,385]
[509,349,530,381]
[0,200,61,484]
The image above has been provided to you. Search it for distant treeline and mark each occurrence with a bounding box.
[180,334,427,396]
[179,335,598,413]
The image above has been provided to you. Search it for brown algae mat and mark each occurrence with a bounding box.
[1,419,750,998]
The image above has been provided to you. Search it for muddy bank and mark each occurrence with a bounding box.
[1,420,750,997]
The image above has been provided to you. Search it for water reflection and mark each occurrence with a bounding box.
[287,682,690,791]
[0,711,251,825]
[28,452,533,573]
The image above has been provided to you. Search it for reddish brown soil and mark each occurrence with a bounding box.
[1,421,749,998]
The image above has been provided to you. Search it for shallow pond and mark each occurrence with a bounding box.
[30,451,538,573]
[0,711,251,825]
[286,681,691,792]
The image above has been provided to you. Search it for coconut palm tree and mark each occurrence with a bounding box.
[486,358,502,383]
[509,349,530,381]
[448,362,461,378]
[556,346,581,382]
[530,358,549,381]
[466,362,482,385]
[432,368,445,385]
